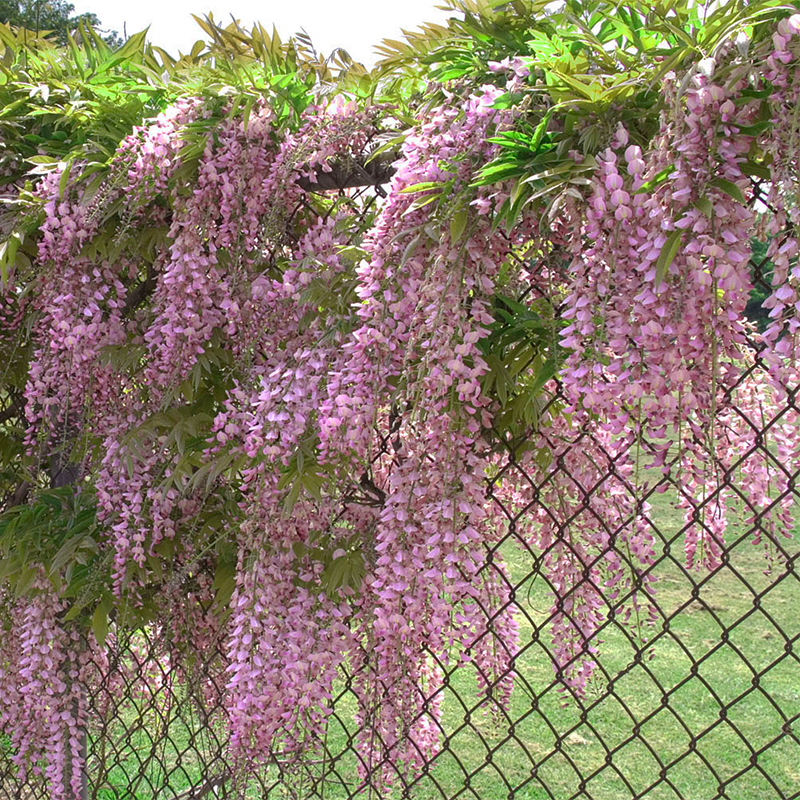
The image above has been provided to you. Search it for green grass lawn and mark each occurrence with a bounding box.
[307,492,800,800]
[5,490,799,800]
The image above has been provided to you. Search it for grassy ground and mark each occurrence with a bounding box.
[4,491,799,800]
[308,492,800,800]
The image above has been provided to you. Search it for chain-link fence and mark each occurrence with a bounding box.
[2,177,799,800]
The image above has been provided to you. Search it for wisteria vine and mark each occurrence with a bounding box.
[2,15,800,799]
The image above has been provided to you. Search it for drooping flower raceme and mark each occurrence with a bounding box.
[4,21,800,798]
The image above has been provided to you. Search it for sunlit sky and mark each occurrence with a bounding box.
[71,0,452,65]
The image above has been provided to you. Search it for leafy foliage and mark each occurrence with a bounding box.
[375,0,793,228]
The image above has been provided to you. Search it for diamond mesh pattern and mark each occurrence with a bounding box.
[2,187,799,800]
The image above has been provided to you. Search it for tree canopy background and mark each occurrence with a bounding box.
[0,0,119,44]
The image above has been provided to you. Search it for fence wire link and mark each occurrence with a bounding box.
[2,184,799,800]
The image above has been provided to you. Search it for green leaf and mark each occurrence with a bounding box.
[694,196,714,218]
[530,109,554,154]
[91,594,113,647]
[58,160,72,199]
[708,178,746,205]
[50,529,98,575]
[399,181,442,194]
[402,192,441,216]
[242,95,255,132]
[112,28,150,62]
[471,161,526,187]
[364,133,406,165]
[635,166,675,194]
[486,131,535,148]
[733,120,773,137]
[521,161,578,185]
[491,91,524,109]
[740,160,770,180]
[529,358,558,395]
[301,471,324,501]
[738,87,773,100]
[450,208,468,243]
[283,479,303,515]
[0,233,20,286]
[551,71,602,101]
[655,230,683,286]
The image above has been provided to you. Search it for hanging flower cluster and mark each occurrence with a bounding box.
[560,81,762,562]
[209,85,526,782]
[318,84,525,781]
[522,18,800,693]
[0,578,94,800]
[2,15,800,799]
